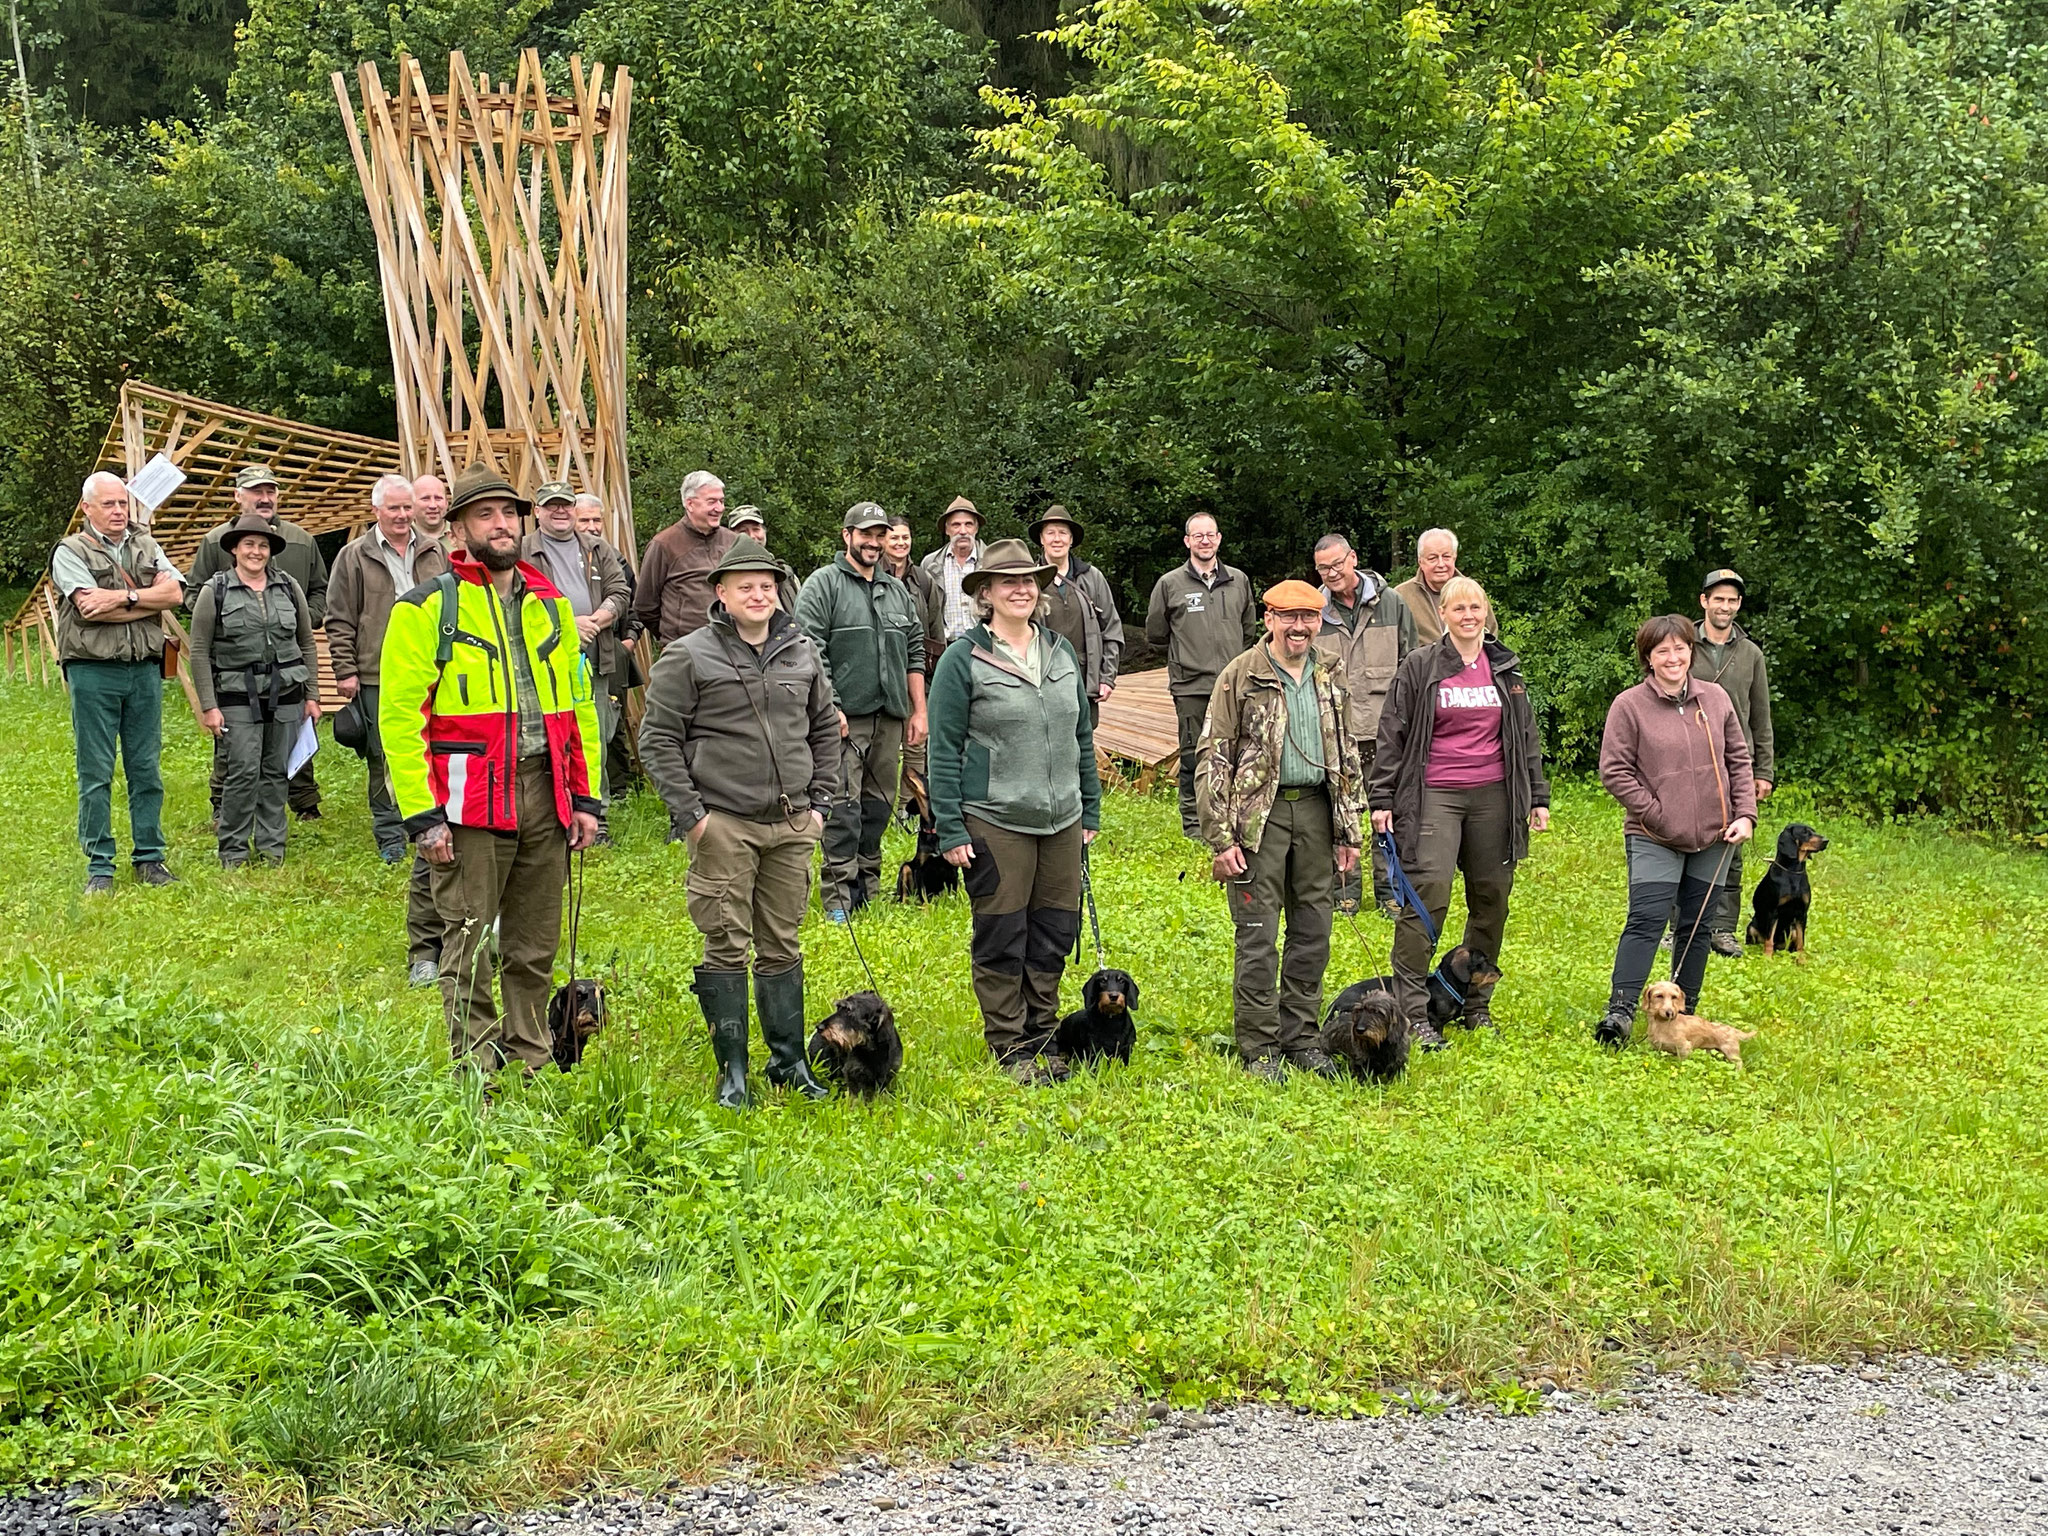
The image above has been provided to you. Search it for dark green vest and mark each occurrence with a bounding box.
[55,530,169,664]
[207,572,310,702]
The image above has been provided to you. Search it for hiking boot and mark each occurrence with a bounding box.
[294,806,322,822]
[1709,932,1743,959]
[134,861,179,887]
[1005,1055,1065,1087]
[1241,1055,1288,1084]
[756,963,829,1100]
[408,960,440,988]
[1411,1019,1448,1052]
[824,907,850,925]
[1287,1046,1341,1080]
[1463,1001,1497,1031]
[1595,1007,1634,1050]
[1038,1050,1073,1083]
[82,873,114,896]
[1657,932,1673,951]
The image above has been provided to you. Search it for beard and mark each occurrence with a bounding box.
[472,539,521,572]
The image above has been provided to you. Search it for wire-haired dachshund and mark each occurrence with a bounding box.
[1318,986,1409,1082]
[547,978,605,1070]
[1055,968,1139,1065]
[895,767,960,903]
[1747,822,1829,960]
[808,991,902,1096]
[1328,945,1502,1032]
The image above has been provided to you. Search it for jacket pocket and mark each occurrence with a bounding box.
[430,740,486,755]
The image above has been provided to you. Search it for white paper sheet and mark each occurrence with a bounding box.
[287,717,320,777]
[127,453,186,516]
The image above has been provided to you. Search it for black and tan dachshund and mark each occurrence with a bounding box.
[809,991,903,1096]
[547,978,606,1071]
[1327,945,1502,1033]
[895,767,961,903]
[1318,986,1409,1083]
[1055,968,1140,1066]
[1747,822,1829,960]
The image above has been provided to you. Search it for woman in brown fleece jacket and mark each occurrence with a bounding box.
[1595,614,1756,1047]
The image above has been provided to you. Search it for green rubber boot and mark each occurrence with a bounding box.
[692,966,753,1109]
[756,962,828,1100]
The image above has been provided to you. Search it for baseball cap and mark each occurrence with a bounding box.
[1700,568,1745,595]
[534,480,576,505]
[235,465,280,490]
[842,501,891,531]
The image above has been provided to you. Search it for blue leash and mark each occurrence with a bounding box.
[1376,831,1463,1006]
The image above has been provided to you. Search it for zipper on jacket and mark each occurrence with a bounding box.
[485,583,516,826]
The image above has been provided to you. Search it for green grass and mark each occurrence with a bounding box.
[0,677,2043,1513]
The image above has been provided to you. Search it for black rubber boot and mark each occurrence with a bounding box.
[756,963,828,1100]
[692,966,753,1108]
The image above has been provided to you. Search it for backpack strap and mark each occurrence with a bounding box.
[434,570,461,667]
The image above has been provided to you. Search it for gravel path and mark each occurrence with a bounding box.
[513,1358,2047,1536]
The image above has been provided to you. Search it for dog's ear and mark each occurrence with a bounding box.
[1122,972,1140,1010]
[1082,971,1104,1009]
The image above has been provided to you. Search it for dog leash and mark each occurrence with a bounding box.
[1668,837,1738,982]
[564,847,584,992]
[1377,831,1439,948]
[1077,844,1107,970]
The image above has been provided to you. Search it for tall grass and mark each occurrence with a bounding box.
[0,678,2042,1512]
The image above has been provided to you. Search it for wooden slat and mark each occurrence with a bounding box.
[1094,668,1182,770]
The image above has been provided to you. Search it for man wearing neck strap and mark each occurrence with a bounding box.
[1687,568,1775,956]
[523,482,632,820]
[1197,581,1362,1080]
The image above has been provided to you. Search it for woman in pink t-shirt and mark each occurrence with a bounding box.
[1368,577,1551,1046]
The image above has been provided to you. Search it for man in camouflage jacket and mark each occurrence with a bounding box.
[1195,581,1362,1078]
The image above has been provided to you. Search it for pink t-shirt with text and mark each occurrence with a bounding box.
[1425,649,1506,788]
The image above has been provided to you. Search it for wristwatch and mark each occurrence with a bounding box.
[125,590,137,607]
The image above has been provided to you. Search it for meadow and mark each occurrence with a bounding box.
[0,678,2041,1514]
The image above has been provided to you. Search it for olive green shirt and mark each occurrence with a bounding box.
[1273,646,1327,787]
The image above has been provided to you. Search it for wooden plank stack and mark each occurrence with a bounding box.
[332,49,638,565]
[1094,669,1184,788]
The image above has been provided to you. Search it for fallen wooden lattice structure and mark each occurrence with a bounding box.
[1093,669,1183,789]
[3,381,405,710]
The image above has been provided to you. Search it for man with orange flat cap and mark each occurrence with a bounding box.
[1195,580,1363,1080]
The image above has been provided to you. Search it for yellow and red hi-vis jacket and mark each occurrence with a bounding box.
[378,551,604,835]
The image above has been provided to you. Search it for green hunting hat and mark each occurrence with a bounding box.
[218,511,286,555]
[534,480,576,506]
[235,464,280,491]
[961,537,1054,596]
[711,535,785,580]
[726,505,765,530]
[1028,504,1085,549]
[1700,567,1745,595]
[447,464,531,520]
[842,501,891,531]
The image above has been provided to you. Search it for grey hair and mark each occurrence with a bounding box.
[680,470,724,506]
[81,470,127,503]
[572,493,604,513]
[1417,527,1459,559]
[371,473,414,510]
[1313,533,1352,558]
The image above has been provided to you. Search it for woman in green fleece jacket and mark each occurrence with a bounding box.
[926,539,1102,1085]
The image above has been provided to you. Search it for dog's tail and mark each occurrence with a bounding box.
[1733,1027,1757,1040]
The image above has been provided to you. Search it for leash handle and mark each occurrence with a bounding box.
[1079,844,1106,970]
[1377,830,1439,949]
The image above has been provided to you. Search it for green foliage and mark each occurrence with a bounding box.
[29,0,246,126]
[0,679,2042,1507]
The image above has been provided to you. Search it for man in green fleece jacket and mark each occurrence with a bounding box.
[1144,512,1257,839]
[795,502,928,917]
[1690,568,1776,954]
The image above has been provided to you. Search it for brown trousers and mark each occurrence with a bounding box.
[1227,787,1335,1061]
[432,756,567,1071]
[687,809,818,971]
[1389,781,1514,1024]
[964,814,1083,1062]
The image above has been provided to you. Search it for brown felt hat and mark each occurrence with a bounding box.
[961,537,1054,596]
[447,464,530,520]
[219,511,286,556]
[938,495,981,533]
[1028,504,1085,549]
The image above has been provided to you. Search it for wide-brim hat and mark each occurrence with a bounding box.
[711,535,786,581]
[447,464,531,520]
[1028,504,1085,548]
[961,537,1054,595]
[938,495,981,534]
[219,511,286,556]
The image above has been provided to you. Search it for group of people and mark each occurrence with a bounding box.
[51,464,1775,1097]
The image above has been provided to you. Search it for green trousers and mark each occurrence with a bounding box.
[1226,786,1335,1061]
[217,700,303,865]
[687,809,818,971]
[67,659,168,878]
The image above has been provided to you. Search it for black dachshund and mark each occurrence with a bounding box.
[1328,945,1502,1033]
[1318,986,1409,1083]
[1055,968,1140,1066]
[895,768,960,903]
[808,991,902,1096]
[547,978,606,1071]
[1747,822,1829,960]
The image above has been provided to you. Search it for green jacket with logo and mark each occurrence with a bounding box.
[794,556,926,719]
[1144,561,1257,698]
[926,623,1102,851]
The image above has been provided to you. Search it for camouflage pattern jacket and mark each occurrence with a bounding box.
[1194,642,1363,857]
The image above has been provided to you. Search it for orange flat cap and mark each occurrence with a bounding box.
[1263,579,1325,613]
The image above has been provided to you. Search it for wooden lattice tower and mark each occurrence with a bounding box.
[333,50,637,561]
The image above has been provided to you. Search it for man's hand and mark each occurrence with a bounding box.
[685,814,709,847]
[419,823,456,865]
[574,613,605,646]
[1082,827,1097,845]
[1756,778,1773,800]
[838,711,850,738]
[1212,845,1247,880]
[1725,816,1755,844]
[1096,682,1115,702]
[199,707,225,738]
[808,810,826,838]
[568,811,602,851]
[1335,843,1360,875]
[1529,806,1551,833]
[304,698,322,724]
[905,708,928,749]
[74,588,126,619]
[336,675,360,699]
[943,842,975,869]
[1370,809,1393,835]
